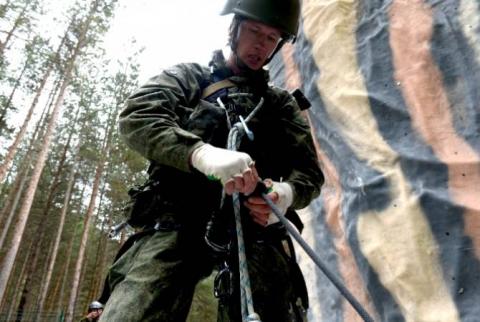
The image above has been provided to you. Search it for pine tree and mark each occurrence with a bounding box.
[0,0,40,56]
[0,30,67,182]
[0,0,118,303]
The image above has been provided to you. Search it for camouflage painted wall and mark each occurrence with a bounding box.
[269,1,480,321]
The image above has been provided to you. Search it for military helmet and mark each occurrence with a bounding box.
[88,301,104,312]
[221,0,300,41]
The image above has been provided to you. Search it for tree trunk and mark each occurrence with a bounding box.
[0,170,27,250]
[46,242,69,313]
[36,80,94,317]
[0,8,88,302]
[2,238,35,322]
[0,166,22,225]
[27,238,55,321]
[0,70,56,218]
[0,61,28,136]
[0,0,31,56]
[49,189,86,315]
[57,208,83,313]
[66,83,118,321]
[15,114,80,320]
[92,215,111,298]
[14,230,44,320]
[0,164,13,201]
[86,181,109,302]
[66,142,110,321]
[0,16,70,181]
[0,62,52,181]
[0,119,48,252]
[35,162,79,316]
[0,89,53,249]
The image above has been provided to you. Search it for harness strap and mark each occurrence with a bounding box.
[201,79,236,99]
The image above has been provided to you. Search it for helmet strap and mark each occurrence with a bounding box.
[263,38,286,65]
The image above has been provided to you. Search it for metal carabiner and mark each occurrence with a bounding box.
[214,261,234,300]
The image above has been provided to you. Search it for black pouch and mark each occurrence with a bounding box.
[123,180,163,228]
[284,237,309,322]
[272,233,309,321]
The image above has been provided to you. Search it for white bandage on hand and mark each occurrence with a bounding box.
[266,181,294,225]
[190,143,253,184]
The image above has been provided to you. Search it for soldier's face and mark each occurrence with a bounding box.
[236,20,282,70]
[88,309,102,318]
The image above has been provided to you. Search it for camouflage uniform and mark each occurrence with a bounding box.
[99,55,323,322]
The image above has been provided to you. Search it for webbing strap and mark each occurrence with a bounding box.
[201,79,236,99]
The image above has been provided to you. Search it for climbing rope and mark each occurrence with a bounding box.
[221,95,264,322]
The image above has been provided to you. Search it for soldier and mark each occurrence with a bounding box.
[100,0,323,321]
[79,301,103,322]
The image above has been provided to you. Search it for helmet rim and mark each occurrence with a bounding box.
[220,0,300,41]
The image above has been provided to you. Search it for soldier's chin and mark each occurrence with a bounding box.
[244,56,265,70]
[245,60,263,70]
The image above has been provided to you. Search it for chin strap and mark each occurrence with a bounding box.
[263,39,287,65]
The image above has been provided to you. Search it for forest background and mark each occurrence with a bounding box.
[0,0,226,321]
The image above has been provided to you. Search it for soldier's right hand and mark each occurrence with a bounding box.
[190,143,258,195]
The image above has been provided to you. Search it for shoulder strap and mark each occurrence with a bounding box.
[201,78,236,99]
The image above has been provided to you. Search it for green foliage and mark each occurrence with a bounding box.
[22,35,52,90]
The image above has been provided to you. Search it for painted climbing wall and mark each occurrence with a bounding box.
[269,1,480,321]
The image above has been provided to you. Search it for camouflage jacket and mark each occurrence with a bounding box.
[118,57,323,227]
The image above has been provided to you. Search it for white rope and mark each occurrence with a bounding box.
[223,96,264,322]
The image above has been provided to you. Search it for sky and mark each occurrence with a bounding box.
[102,0,232,83]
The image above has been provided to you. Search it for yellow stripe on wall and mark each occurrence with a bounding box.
[389,0,480,261]
[301,0,459,321]
[459,0,480,65]
[281,43,377,322]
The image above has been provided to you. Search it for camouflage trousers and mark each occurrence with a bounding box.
[99,226,306,322]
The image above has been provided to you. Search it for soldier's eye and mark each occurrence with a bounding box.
[248,26,259,35]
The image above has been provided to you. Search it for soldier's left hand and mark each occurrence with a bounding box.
[244,179,293,226]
